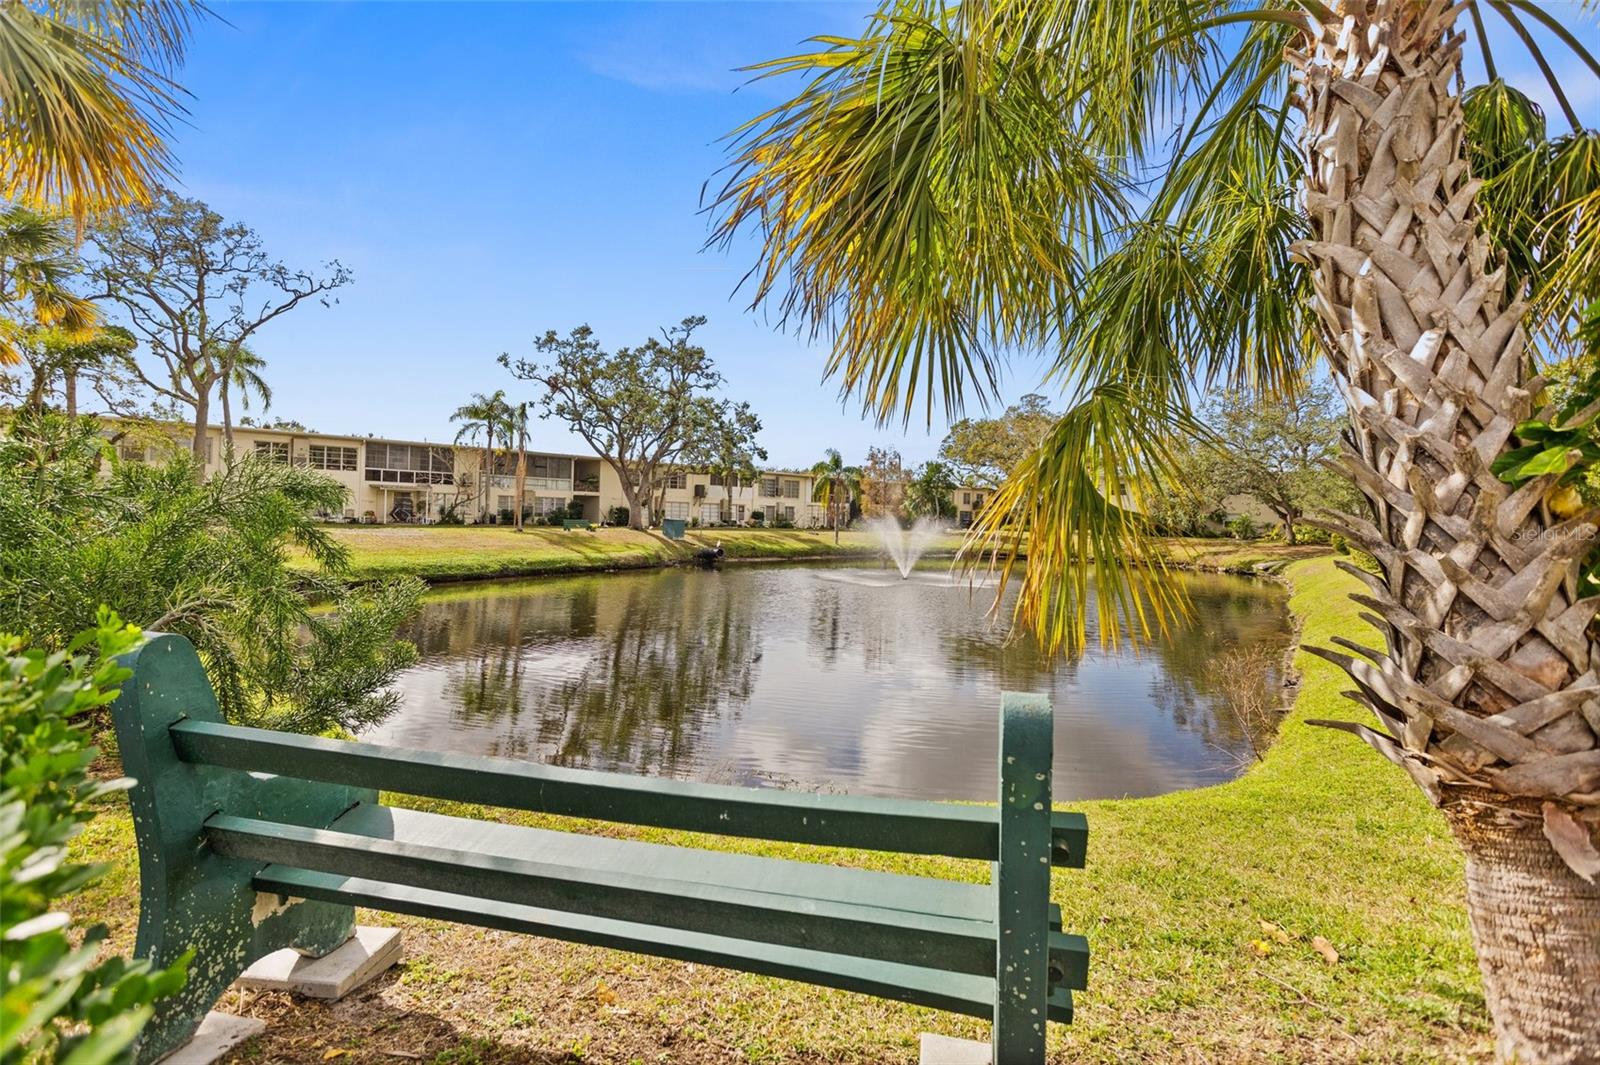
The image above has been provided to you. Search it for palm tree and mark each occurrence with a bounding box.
[1,0,201,225]
[905,461,956,522]
[215,342,272,455]
[0,205,98,366]
[710,3,1600,1057]
[451,390,511,523]
[810,448,862,543]
[509,400,531,532]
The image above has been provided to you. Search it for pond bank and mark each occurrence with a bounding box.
[70,556,1484,1062]
[304,525,1329,584]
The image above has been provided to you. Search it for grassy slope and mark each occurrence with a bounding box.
[305,525,1322,584]
[69,558,1484,1063]
[306,526,966,583]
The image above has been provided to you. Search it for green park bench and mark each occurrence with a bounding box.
[109,634,1088,1064]
[561,518,594,530]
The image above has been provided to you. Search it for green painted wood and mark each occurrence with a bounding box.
[205,812,1002,975]
[254,866,1076,1024]
[992,692,1053,1065]
[108,635,374,1064]
[331,804,997,923]
[170,719,1087,865]
[1049,931,1090,992]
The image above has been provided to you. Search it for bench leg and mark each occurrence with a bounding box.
[111,635,375,1064]
[992,693,1052,1065]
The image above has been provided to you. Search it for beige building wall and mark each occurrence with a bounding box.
[102,418,825,528]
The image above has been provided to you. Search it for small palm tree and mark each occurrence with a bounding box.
[508,400,531,532]
[451,390,511,522]
[810,448,862,543]
[1,0,202,224]
[0,205,98,366]
[711,2,1600,1055]
[215,342,272,455]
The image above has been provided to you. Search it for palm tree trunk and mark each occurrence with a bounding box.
[1292,4,1600,1058]
[220,375,234,455]
[64,368,77,417]
[1444,794,1600,1063]
[514,431,527,533]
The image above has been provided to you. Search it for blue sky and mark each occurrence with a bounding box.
[160,2,1597,468]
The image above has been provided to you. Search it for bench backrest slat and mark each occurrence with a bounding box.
[171,718,1087,866]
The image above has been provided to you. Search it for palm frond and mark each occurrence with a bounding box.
[967,383,1201,652]
[707,3,1124,426]
[0,0,202,221]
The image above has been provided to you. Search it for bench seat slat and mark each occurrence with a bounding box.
[318,805,1087,991]
[206,813,1000,976]
[171,720,1088,867]
[253,866,1076,1025]
[335,805,992,921]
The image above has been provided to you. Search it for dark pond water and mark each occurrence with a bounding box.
[365,562,1292,802]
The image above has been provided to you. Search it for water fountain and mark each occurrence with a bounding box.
[865,516,944,579]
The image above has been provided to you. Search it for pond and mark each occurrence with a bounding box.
[366,562,1293,802]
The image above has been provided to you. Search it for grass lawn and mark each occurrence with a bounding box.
[69,557,1483,1062]
[303,524,1322,584]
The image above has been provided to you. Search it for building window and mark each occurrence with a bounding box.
[308,444,358,471]
[709,472,724,487]
[663,501,691,520]
[118,442,149,463]
[665,471,687,490]
[254,440,290,464]
[532,496,565,516]
[783,505,796,521]
[761,476,779,497]
[365,443,455,485]
[962,492,972,504]
[701,504,720,524]
[783,480,800,498]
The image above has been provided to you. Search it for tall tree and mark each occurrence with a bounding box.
[501,318,760,530]
[938,393,1058,489]
[89,191,351,468]
[1201,383,1357,544]
[810,448,863,542]
[860,444,907,517]
[0,0,202,224]
[905,460,958,521]
[710,2,1600,1056]
[450,390,511,522]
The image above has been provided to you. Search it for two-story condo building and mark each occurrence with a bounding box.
[104,419,824,527]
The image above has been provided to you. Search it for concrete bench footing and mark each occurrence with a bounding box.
[919,1032,992,1064]
[156,1012,265,1064]
[236,925,402,1000]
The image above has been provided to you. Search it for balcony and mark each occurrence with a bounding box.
[573,477,601,493]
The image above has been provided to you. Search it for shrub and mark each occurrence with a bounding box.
[1225,514,1258,540]
[773,514,794,529]
[751,510,766,525]
[1,610,189,1061]
[607,506,630,526]
[0,412,421,736]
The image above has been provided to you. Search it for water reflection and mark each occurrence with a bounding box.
[368,563,1292,802]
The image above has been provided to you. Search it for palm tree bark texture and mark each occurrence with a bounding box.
[1292,3,1599,1057]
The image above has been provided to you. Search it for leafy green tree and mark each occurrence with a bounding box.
[501,318,763,530]
[937,394,1057,489]
[1,609,188,1062]
[810,448,863,542]
[905,460,957,521]
[710,2,1600,1050]
[0,412,421,734]
[89,190,351,466]
[0,0,202,223]
[1201,383,1356,544]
